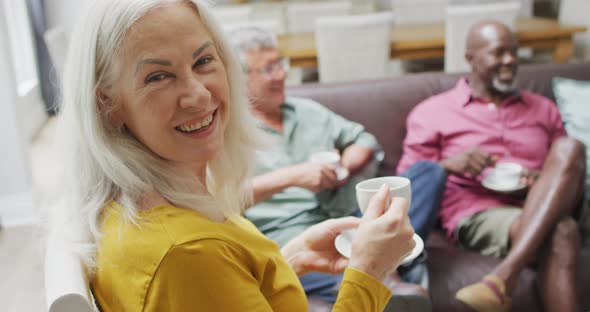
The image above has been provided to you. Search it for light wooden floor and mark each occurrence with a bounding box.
[0,117,59,312]
[0,225,46,311]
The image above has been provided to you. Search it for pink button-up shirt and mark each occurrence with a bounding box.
[397,78,566,238]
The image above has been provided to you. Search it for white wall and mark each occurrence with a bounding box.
[3,0,48,142]
[0,12,37,226]
[45,0,92,37]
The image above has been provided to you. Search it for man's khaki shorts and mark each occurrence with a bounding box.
[456,207,522,258]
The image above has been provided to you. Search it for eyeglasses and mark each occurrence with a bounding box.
[248,58,290,77]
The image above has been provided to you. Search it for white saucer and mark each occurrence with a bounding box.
[334,229,424,265]
[482,175,527,193]
[336,167,349,181]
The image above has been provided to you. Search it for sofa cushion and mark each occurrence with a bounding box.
[426,231,541,312]
[553,77,590,201]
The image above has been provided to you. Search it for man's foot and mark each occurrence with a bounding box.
[383,273,432,312]
[455,274,511,312]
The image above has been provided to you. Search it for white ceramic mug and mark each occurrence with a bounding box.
[355,176,412,214]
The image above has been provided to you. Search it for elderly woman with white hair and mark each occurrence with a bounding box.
[52,0,415,311]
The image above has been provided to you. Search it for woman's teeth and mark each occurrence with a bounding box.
[177,112,214,133]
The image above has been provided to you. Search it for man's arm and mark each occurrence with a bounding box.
[439,148,496,176]
[341,144,373,175]
[400,104,494,176]
[322,104,381,174]
[397,106,442,173]
[252,162,339,204]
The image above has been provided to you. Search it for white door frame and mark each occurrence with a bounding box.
[0,0,47,227]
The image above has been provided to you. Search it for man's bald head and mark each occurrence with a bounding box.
[466,21,516,53]
[465,21,519,96]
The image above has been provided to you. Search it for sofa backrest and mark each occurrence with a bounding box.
[287,63,590,176]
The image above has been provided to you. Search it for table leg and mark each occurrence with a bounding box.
[553,38,575,63]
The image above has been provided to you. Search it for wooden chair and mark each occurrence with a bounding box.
[315,12,393,83]
[445,1,521,73]
[559,0,590,61]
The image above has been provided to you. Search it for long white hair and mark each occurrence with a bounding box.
[51,0,261,269]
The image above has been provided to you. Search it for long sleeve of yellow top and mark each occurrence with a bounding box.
[91,202,392,311]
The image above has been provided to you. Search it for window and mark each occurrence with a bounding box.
[2,0,38,96]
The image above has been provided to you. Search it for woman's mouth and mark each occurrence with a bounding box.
[175,109,217,134]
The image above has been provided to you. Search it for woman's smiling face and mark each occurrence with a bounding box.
[110,3,229,174]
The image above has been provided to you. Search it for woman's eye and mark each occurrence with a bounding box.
[145,73,168,84]
[194,56,214,68]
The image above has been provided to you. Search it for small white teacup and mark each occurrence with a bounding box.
[489,162,523,189]
[335,176,421,264]
[355,176,412,214]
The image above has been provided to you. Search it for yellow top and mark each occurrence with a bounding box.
[91,202,391,311]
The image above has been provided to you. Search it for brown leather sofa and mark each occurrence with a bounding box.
[287,63,590,312]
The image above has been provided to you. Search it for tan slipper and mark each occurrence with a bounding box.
[455,274,511,312]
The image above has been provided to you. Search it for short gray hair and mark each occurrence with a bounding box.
[228,27,277,68]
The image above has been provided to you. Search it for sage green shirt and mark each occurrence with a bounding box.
[245,97,384,246]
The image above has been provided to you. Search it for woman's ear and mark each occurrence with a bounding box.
[97,90,125,127]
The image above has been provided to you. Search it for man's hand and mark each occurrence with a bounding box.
[440,148,497,176]
[289,162,339,193]
[281,217,361,276]
[251,161,340,204]
[498,168,539,198]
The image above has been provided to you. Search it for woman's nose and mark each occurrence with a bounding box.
[178,76,211,110]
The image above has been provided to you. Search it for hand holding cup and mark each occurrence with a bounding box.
[348,185,416,281]
[309,151,349,184]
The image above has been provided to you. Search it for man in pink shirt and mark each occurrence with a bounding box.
[397,21,585,312]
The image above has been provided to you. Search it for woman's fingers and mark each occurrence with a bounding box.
[381,197,415,245]
[305,217,360,243]
[324,217,361,233]
[363,184,390,220]
[332,257,349,273]
[387,197,409,217]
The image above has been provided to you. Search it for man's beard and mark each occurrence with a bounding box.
[492,76,516,94]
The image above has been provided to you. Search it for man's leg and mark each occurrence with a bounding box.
[400,161,447,239]
[457,138,585,311]
[492,138,585,297]
[397,161,446,288]
[299,272,342,303]
[538,217,580,312]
